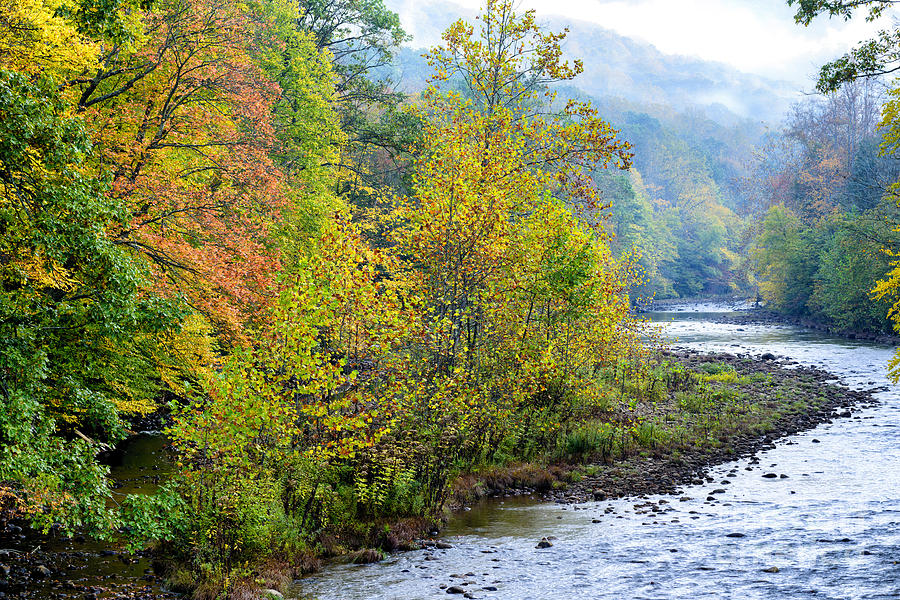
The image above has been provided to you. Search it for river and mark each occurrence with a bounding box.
[296,303,900,600]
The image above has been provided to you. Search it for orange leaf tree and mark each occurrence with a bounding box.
[67,0,344,343]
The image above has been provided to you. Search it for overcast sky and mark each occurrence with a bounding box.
[390,0,896,87]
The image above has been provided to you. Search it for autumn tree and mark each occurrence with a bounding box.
[63,0,318,341]
[386,0,639,477]
[789,0,900,371]
[753,204,818,312]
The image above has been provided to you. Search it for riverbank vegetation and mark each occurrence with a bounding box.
[4,0,900,598]
[459,351,875,506]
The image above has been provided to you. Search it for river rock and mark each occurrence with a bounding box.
[762,566,780,573]
[446,586,465,594]
[262,590,284,600]
[32,565,51,578]
[762,473,778,478]
[535,537,553,549]
[436,541,453,549]
[725,533,746,538]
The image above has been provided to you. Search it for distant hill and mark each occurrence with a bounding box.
[382,0,781,298]
[384,0,797,126]
[546,16,796,125]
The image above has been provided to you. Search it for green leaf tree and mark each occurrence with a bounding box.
[0,70,181,533]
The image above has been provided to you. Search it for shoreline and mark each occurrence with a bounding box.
[295,349,881,593]
[0,349,882,599]
[444,350,879,509]
[711,309,900,346]
[639,294,900,346]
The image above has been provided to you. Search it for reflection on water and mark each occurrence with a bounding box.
[297,307,900,600]
[106,431,173,497]
[0,432,177,599]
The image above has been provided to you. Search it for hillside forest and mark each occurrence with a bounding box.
[3,0,900,596]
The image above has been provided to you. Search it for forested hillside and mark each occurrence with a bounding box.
[750,79,900,334]
[588,95,761,298]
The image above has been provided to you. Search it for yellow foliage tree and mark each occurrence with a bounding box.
[389,0,642,469]
[870,85,900,379]
[0,0,100,77]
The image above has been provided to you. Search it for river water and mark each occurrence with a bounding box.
[297,304,900,600]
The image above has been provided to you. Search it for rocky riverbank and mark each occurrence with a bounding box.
[446,350,880,508]
[0,526,176,600]
[304,348,881,586]
[0,351,881,600]
[293,349,883,600]
[541,350,879,503]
